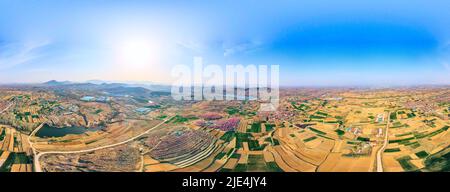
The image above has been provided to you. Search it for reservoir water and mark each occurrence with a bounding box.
[35,124,104,138]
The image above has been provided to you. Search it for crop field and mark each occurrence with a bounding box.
[0,86,449,172]
[0,125,33,172]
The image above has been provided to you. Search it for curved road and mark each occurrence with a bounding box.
[29,117,173,172]
[376,112,390,172]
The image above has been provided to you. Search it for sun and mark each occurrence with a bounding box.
[116,38,160,69]
[108,34,168,81]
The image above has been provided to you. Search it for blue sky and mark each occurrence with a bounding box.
[0,0,449,86]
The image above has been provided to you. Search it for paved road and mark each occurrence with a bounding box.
[27,123,44,172]
[29,117,173,172]
[376,112,390,172]
[0,102,13,114]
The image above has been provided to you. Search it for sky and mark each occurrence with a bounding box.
[0,0,450,86]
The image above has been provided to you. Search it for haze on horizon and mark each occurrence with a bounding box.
[1,0,450,86]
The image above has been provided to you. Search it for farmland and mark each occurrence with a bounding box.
[0,125,33,172]
[0,83,449,172]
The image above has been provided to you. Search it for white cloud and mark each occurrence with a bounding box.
[176,41,205,53]
[223,41,263,57]
[0,40,50,70]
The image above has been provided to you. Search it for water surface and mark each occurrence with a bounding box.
[36,124,103,138]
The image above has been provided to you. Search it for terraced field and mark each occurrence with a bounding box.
[0,125,33,172]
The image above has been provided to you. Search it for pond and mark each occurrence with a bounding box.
[35,124,104,138]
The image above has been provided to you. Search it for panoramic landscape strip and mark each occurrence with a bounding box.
[0,83,449,172]
[1,1,450,173]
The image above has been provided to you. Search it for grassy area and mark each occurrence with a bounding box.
[397,156,418,171]
[391,121,408,128]
[235,132,252,148]
[415,126,449,139]
[317,134,334,140]
[220,131,235,142]
[335,129,345,136]
[357,137,370,142]
[219,168,232,172]
[310,115,325,119]
[215,152,226,159]
[309,127,326,135]
[13,136,18,148]
[404,141,420,148]
[291,102,302,111]
[395,132,413,137]
[272,138,280,146]
[303,136,317,142]
[226,107,240,115]
[389,137,415,144]
[15,114,23,121]
[228,155,283,172]
[0,128,5,141]
[156,114,167,120]
[248,140,266,151]
[214,152,226,159]
[231,153,241,159]
[248,122,262,133]
[347,141,361,145]
[14,152,31,164]
[171,115,198,124]
[265,124,275,132]
[415,151,429,159]
[390,112,397,120]
[424,146,450,171]
[385,148,401,153]
[233,164,248,172]
[0,152,16,172]
[215,148,235,160]
[225,148,234,157]
[266,162,284,172]
[407,113,416,118]
[85,139,98,145]
[246,155,267,171]
[291,102,310,111]
[94,109,103,114]
[389,126,450,144]
[315,111,328,116]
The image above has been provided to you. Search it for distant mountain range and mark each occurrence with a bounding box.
[43,80,171,91]
[43,80,73,86]
[40,80,172,98]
